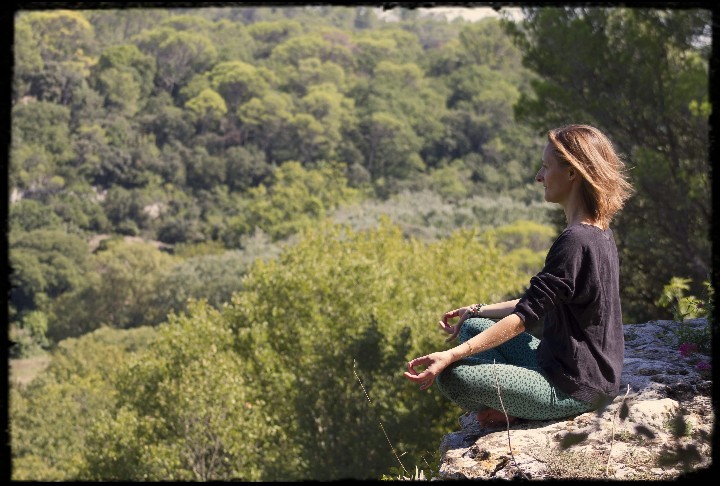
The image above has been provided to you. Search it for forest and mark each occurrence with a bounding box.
[7,5,712,481]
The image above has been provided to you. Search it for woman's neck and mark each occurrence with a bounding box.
[563,204,599,229]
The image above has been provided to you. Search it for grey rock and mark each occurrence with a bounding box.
[436,319,714,480]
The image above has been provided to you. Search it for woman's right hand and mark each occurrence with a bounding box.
[404,350,455,390]
[439,306,472,342]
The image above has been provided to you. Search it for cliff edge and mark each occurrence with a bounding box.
[437,318,714,480]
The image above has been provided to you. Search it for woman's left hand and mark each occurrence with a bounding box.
[439,306,472,342]
[403,350,454,390]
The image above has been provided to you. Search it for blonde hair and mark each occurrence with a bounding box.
[548,124,634,229]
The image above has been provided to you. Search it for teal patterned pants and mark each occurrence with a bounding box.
[435,318,595,421]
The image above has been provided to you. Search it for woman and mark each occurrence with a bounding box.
[404,124,634,427]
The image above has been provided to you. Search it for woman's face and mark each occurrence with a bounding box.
[536,143,573,205]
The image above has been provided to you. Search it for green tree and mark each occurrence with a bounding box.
[185,88,228,133]
[268,30,355,73]
[207,18,256,63]
[95,44,156,98]
[283,57,347,97]
[137,92,195,150]
[95,67,142,116]
[45,182,111,233]
[9,229,90,316]
[291,84,357,163]
[246,19,303,58]
[13,19,44,100]
[183,145,228,191]
[79,301,295,481]
[224,145,272,192]
[147,250,254,323]
[207,60,270,111]
[133,27,217,95]
[505,7,711,321]
[357,111,424,184]
[9,199,63,233]
[11,101,73,190]
[222,161,359,244]
[225,219,531,479]
[92,116,160,189]
[10,326,158,480]
[16,10,96,65]
[236,91,295,163]
[48,239,177,340]
[82,9,170,47]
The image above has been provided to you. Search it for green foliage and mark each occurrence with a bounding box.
[247,19,303,58]
[78,301,293,481]
[16,10,97,65]
[208,60,270,110]
[10,326,157,481]
[96,66,142,116]
[48,239,177,340]
[12,101,73,175]
[44,183,111,233]
[10,199,64,233]
[147,243,281,323]
[185,88,227,130]
[96,43,156,97]
[427,162,472,201]
[10,310,51,358]
[224,218,530,479]
[223,161,360,243]
[236,91,295,161]
[331,189,553,242]
[102,184,151,227]
[657,278,713,329]
[155,30,218,94]
[285,57,347,96]
[656,277,713,354]
[224,144,273,192]
[9,229,91,315]
[13,18,45,85]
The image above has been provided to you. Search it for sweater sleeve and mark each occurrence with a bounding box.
[513,230,585,327]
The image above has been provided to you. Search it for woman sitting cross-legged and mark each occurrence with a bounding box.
[403,124,634,428]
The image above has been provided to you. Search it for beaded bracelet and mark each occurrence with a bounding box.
[467,303,487,318]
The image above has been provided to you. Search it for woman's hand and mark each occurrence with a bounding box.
[403,350,454,390]
[439,306,472,342]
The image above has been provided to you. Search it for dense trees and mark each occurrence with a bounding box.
[11,219,542,480]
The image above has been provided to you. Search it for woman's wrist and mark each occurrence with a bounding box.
[468,303,487,318]
[449,342,471,362]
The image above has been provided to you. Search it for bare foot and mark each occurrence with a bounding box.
[476,408,518,428]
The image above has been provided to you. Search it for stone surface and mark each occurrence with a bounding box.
[436,319,714,480]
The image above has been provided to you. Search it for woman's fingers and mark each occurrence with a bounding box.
[404,370,434,389]
[405,357,434,385]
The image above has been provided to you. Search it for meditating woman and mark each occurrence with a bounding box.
[404,124,634,427]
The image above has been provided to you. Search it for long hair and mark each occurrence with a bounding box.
[548,125,634,229]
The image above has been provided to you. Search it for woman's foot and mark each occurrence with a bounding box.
[476,408,518,429]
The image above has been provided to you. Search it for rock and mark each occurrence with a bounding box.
[436,318,714,480]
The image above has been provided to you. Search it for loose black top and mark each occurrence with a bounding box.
[513,223,624,405]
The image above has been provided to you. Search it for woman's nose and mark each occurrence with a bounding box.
[535,171,543,182]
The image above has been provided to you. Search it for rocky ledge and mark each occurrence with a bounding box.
[437,318,714,480]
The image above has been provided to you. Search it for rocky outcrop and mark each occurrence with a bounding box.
[437,318,714,480]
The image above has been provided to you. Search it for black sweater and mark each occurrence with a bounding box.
[513,223,624,405]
